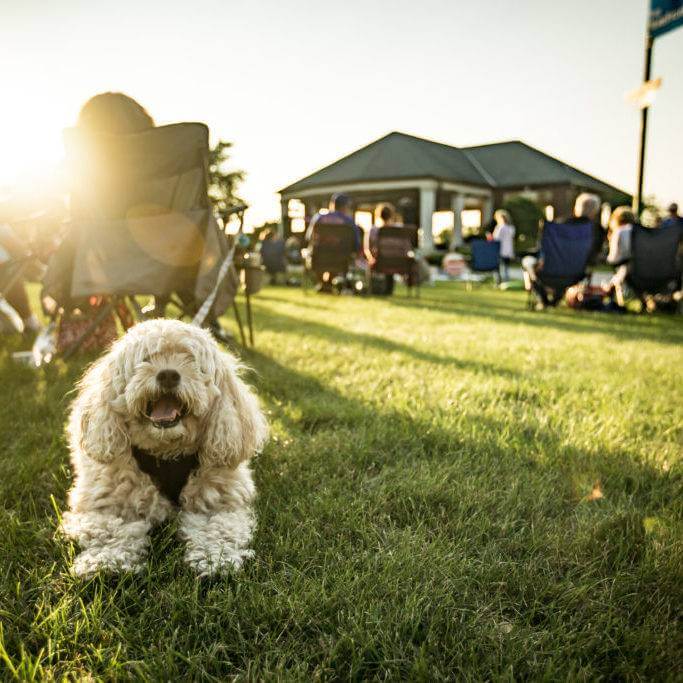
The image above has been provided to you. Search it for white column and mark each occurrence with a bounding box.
[419,186,436,252]
[450,193,465,249]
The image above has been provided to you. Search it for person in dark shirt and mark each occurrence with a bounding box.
[661,202,682,230]
[257,229,287,284]
[305,193,361,251]
[366,203,398,295]
[305,193,362,291]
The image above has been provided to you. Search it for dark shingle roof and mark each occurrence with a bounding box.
[462,140,623,194]
[279,132,487,194]
[280,132,627,197]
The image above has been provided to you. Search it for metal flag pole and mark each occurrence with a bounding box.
[634,34,654,217]
[634,0,683,215]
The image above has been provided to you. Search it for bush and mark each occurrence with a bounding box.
[503,196,543,249]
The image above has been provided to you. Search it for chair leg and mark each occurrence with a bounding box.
[232,300,247,346]
[245,291,254,346]
[61,302,115,360]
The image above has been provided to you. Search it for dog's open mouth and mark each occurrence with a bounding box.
[146,394,186,429]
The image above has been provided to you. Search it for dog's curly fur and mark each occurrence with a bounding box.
[61,319,268,577]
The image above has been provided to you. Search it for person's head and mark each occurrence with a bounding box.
[574,193,601,221]
[494,209,512,227]
[77,92,154,134]
[375,202,395,226]
[329,193,352,216]
[259,229,273,241]
[667,202,679,217]
[609,206,635,232]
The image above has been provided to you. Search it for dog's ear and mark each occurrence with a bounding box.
[201,351,268,468]
[67,351,129,463]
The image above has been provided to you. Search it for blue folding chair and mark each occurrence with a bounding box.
[527,220,594,308]
[467,239,500,289]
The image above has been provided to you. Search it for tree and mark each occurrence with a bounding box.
[503,196,544,249]
[208,140,246,215]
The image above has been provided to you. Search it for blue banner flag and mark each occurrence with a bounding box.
[650,0,683,37]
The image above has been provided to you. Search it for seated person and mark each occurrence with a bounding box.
[0,222,41,333]
[74,92,233,342]
[257,229,286,284]
[305,193,362,290]
[366,203,399,295]
[522,192,601,308]
[661,202,682,230]
[602,206,635,305]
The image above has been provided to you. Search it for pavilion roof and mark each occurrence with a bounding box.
[279,132,626,197]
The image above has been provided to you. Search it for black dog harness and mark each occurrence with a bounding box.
[132,447,199,506]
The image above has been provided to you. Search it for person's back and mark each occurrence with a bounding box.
[491,210,515,283]
[606,207,634,267]
[258,230,286,283]
[661,203,682,231]
[522,193,600,308]
[306,193,361,252]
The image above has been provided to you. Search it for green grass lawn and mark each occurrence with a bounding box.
[1,283,682,680]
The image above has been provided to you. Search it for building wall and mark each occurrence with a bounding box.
[492,184,616,222]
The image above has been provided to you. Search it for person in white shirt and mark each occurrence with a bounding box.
[603,206,635,305]
[492,209,516,283]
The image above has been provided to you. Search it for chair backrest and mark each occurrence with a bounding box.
[310,222,357,274]
[47,123,232,303]
[65,122,210,219]
[629,222,681,294]
[374,225,418,275]
[540,220,594,280]
[470,239,500,272]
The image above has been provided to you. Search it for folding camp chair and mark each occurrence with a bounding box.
[303,222,359,293]
[466,239,500,290]
[0,256,32,332]
[623,222,681,311]
[42,122,245,356]
[373,225,419,297]
[525,220,594,309]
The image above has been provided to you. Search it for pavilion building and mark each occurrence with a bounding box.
[278,131,629,249]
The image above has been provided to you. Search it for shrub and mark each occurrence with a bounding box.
[503,196,543,249]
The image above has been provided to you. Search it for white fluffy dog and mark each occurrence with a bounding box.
[61,319,268,577]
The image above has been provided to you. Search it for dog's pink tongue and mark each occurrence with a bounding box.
[150,396,182,422]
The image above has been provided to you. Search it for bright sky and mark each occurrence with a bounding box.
[1,0,682,228]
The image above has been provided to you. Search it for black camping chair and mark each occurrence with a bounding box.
[43,123,250,356]
[304,222,358,293]
[624,222,681,311]
[525,220,594,308]
[373,225,419,297]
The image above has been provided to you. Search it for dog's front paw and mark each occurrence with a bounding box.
[184,545,254,577]
[71,546,146,577]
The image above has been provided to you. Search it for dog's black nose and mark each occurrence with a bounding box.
[156,369,180,390]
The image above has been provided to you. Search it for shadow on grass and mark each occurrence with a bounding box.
[386,290,683,346]
[243,348,678,517]
[1,332,680,680]
[250,306,520,377]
